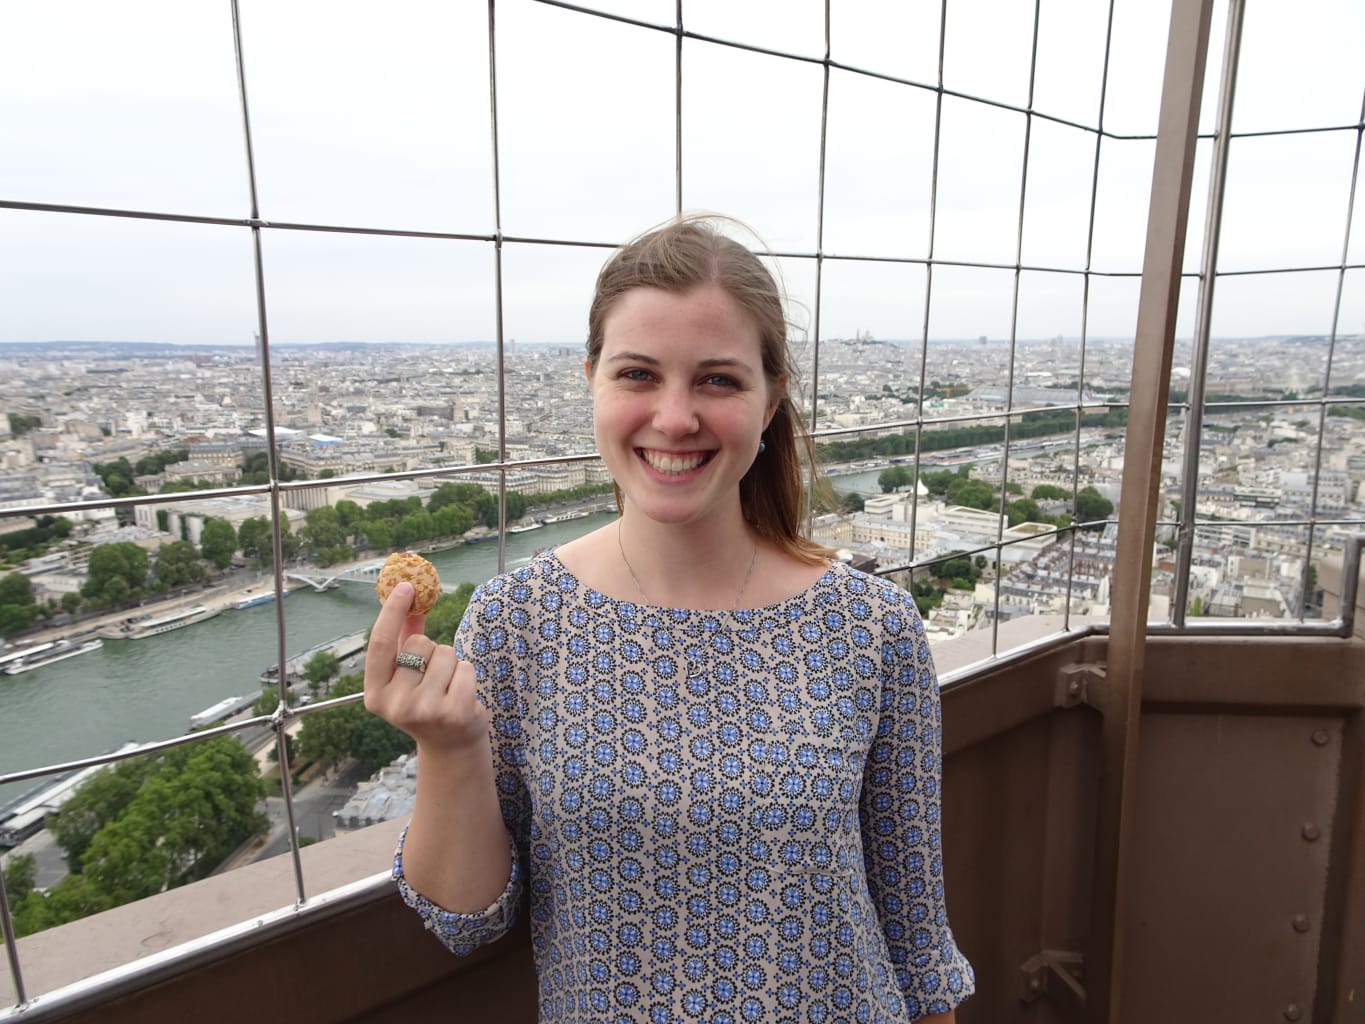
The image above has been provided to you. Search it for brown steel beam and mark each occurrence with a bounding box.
[1090,0,1217,1021]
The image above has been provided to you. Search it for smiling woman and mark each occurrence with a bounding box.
[366,217,975,1022]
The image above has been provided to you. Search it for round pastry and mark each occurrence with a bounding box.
[375,551,442,615]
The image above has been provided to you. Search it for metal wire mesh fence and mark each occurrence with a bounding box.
[1,0,1363,1008]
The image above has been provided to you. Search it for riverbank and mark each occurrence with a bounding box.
[13,576,252,651]
[1,511,615,813]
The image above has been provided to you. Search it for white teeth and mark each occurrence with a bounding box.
[642,450,705,474]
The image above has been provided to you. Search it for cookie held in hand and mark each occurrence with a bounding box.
[375,552,442,615]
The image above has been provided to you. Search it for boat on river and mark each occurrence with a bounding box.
[99,604,222,640]
[232,587,289,611]
[1,639,104,675]
[506,520,544,534]
[542,509,590,524]
[0,641,57,672]
[260,629,368,684]
[189,693,259,730]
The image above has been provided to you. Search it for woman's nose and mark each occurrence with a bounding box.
[653,386,699,435]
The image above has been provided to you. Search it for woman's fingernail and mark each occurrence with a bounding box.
[394,582,413,597]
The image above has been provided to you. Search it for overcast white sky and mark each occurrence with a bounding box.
[0,0,1361,348]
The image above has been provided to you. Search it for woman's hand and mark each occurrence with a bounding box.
[364,581,489,756]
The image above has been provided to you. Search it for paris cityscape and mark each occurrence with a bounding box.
[2,328,1359,642]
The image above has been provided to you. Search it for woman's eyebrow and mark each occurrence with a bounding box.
[604,351,660,365]
[604,352,756,372]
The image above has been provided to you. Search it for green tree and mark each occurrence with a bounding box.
[350,706,417,773]
[0,515,72,558]
[395,511,436,548]
[0,572,37,638]
[336,500,365,543]
[93,457,142,498]
[1005,498,1042,527]
[363,519,395,551]
[425,582,476,647]
[332,674,415,773]
[237,516,298,568]
[1031,484,1070,501]
[946,477,995,510]
[297,688,362,767]
[432,503,475,539]
[0,572,34,606]
[928,550,979,583]
[296,674,415,773]
[921,469,958,495]
[154,540,206,588]
[237,516,271,567]
[428,483,496,525]
[9,413,41,435]
[49,757,157,871]
[910,577,945,616]
[1075,486,1114,529]
[505,492,530,522]
[303,651,342,695]
[2,853,36,901]
[81,542,150,607]
[878,466,913,493]
[79,739,265,902]
[303,506,346,553]
[199,517,237,570]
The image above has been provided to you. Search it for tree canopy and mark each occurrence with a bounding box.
[13,738,266,938]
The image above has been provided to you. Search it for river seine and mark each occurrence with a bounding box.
[0,470,889,810]
[0,512,624,809]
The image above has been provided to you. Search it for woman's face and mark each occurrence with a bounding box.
[588,284,783,530]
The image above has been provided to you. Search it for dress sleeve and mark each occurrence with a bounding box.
[390,576,534,954]
[392,824,522,955]
[860,587,975,1016]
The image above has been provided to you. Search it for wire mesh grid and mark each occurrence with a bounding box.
[2,0,1364,1008]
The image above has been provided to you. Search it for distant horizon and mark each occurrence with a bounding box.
[0,333,1354,353]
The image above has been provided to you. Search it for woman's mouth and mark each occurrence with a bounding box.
[637,448,712,475]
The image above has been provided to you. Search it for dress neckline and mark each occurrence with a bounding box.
[534,546,845,618]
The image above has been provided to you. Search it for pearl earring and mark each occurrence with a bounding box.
[757,440,767,454]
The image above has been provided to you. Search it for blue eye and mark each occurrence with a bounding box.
[703,374,739,388]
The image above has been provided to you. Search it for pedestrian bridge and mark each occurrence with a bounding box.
[284,559,388,592]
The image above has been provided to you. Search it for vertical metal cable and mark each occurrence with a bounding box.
[1302,84,1365,618]
[1172,0,1245,628]
[231,0,308,906]
[1065,0,1119,631]
[0,848,25,1006]
[675,0,683,216]
[1168,0,1244,630]
[907,0,949,575]
[488,0,508,573]
[990,0,1043,656]
[808,2,831,439]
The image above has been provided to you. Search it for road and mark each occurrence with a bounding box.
[253,758,370,862]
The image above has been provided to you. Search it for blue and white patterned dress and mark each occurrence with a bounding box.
[395,549,974,1023]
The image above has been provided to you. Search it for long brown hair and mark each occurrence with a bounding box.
[586,215,833,565]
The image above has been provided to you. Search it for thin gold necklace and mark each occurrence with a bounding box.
[616,519,759,609]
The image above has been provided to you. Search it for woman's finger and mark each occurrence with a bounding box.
[366,582,415,677]
[399,612,428,646]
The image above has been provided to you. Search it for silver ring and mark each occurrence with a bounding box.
[395,651,428,672]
